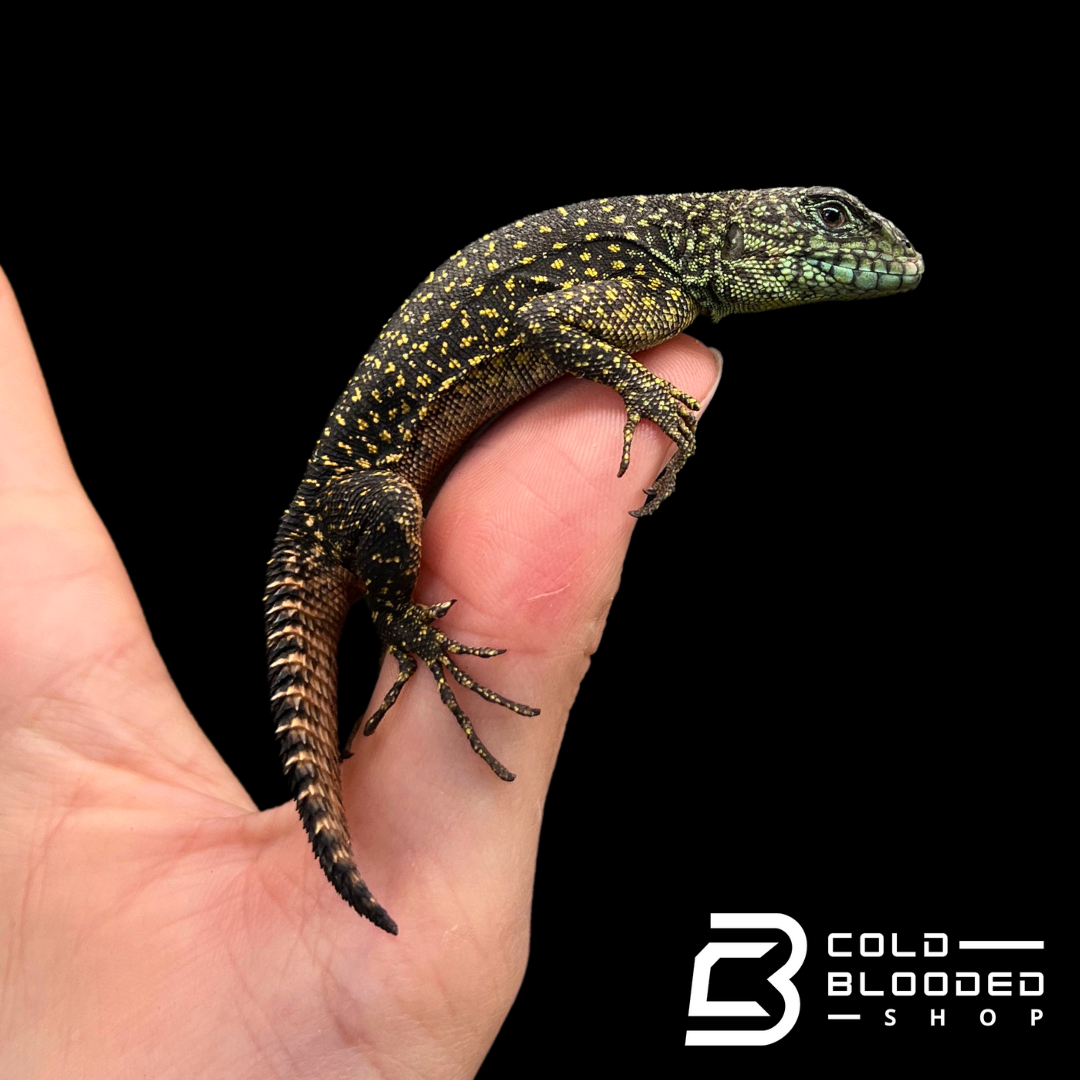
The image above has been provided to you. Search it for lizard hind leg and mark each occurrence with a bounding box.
[345,469,539,778]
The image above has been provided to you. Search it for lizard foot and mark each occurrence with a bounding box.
[616,371,699,516]
[362,600,539,780]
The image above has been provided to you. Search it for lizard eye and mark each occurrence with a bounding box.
[820,203,847,228]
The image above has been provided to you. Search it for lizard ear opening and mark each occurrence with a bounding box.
[721,223,744,261]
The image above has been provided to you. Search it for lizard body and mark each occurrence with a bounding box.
[265,188,923,933]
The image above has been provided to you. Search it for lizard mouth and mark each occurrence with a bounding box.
[807,256,924,293]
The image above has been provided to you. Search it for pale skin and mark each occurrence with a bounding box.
[0,264,720,1079]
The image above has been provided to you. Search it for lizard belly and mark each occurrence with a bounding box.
[393,350,563,497]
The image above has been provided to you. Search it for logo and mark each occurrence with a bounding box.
[685,916,1048,1053]
[685,913,807,1046]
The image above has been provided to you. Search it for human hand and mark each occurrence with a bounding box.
[0,264,719,1078]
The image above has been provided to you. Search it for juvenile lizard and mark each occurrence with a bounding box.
[265,188,923,933]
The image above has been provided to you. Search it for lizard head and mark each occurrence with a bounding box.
[694,186,923,318]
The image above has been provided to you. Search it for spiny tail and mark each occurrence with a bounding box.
[264,530,398,934]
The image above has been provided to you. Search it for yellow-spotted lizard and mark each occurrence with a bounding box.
[264,188,923,933]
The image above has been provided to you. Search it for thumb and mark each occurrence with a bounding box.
[336,334,722,937]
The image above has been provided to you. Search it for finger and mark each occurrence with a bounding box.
[0,266,80,492]
[338,334,720,934]
[0,266,249,803]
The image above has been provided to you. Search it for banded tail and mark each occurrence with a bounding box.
[264,533,398,934]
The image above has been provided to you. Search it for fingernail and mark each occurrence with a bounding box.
[700,347,723,409]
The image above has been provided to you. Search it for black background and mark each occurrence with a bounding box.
[3,43,1065,1074]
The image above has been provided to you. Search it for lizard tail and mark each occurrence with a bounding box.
[264,531,399,934]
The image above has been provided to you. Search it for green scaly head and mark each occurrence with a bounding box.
[685,186,924,319]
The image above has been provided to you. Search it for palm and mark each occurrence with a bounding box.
[0,268,718,1078]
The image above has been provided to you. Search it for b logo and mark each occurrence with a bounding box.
[685,913,807,1046]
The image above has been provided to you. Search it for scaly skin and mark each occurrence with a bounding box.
[265,187,924,932]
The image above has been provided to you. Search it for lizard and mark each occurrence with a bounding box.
[264,187,923,934]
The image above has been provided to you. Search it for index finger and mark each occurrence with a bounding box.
[0,266,80,493]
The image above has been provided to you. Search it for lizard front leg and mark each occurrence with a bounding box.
[516,276,702,515]
[329,470,538,780]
